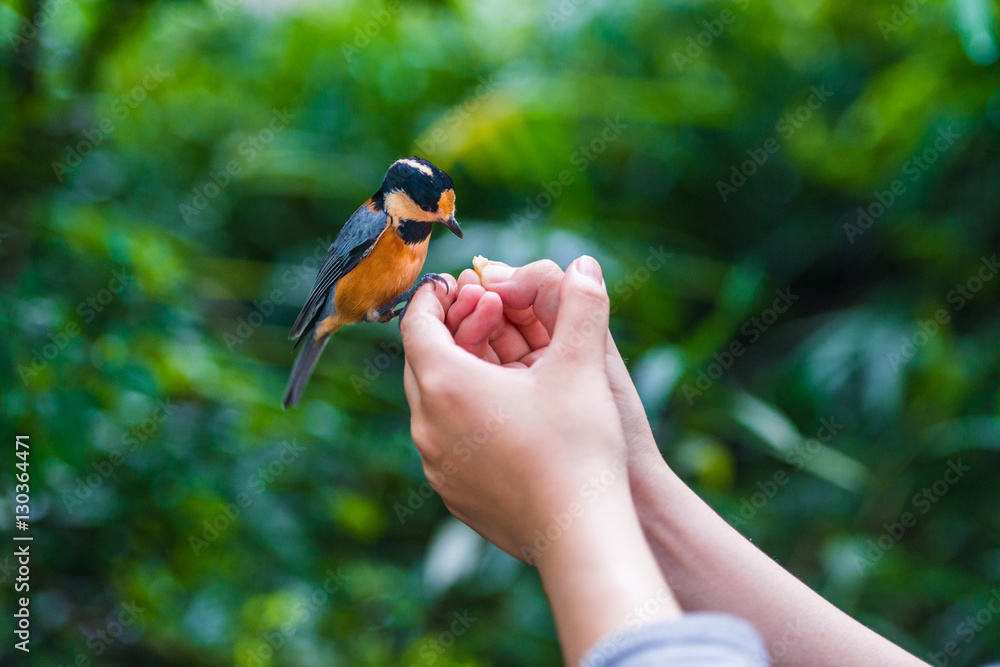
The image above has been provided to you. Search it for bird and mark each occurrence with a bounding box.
[282,157,462,409]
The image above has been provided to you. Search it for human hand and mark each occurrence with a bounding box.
[443,258,672,491]
[434,259,929,667]
[402,257,680,665]
[401,257,633,564]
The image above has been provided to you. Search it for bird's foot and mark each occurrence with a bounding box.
[370,273,450,324]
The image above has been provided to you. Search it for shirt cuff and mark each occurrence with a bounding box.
[578,612,769,667]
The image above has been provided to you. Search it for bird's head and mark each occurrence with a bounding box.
[381,157,462,238]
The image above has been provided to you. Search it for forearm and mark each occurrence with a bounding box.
[603,336,924,665]
[631,463,927,666]
[535,484,682,667]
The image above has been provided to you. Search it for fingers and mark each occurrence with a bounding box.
[540,256,610,371]
[447,283,528,363]
[502,305,552,352]
[487,316,536,364]
[446,283,486,334]
[457,268,482,289]
[480,260,564,332]
[454,263,542,364]
[479,259,563,352]
[514,348,545,367]
[418,272,458,312]
[400,274,466,377]
[453,290,505,361]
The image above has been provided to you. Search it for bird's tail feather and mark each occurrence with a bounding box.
[283,327,335,409]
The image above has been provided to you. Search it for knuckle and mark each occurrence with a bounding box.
[578,281,610,306]
[399,315,418,341]
[410,421,434,453]
[567,281,610,317]
[420,371,462,406]
[440,498,467,524]
[401,313,430,344]
[533,259,562,278]
[458,268,481,286]
[422,463,444,491]
[418,370,446,396]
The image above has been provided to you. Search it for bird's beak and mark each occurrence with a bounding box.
[441,215,463,239]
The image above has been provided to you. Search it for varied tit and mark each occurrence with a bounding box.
[283,157,462,408]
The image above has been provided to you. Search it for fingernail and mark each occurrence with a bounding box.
[573,255,603,285]
[481,264,515,284]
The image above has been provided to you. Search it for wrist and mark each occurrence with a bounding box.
[532,480,678,608]
[533,482,681,665]
[536,484,680,665]
[533,480,636,566]
[626,434,678,512]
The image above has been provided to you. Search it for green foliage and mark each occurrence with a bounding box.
[1,0,998,664]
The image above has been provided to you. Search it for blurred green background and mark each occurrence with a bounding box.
[2,0,999,664]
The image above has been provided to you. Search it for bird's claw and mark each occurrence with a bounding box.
[372,273,450,324]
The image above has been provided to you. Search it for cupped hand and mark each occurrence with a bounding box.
[400,257,632,564]
[442,259,671,489]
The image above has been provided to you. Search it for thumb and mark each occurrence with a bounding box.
[542,255,610,372]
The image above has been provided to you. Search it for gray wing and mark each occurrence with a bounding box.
[289,200,387,342]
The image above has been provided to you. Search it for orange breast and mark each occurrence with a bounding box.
[333,228,429,323]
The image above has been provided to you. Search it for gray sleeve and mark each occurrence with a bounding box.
[578,613,770,667]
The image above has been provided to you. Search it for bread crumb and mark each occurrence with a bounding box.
[472,255,489,278]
